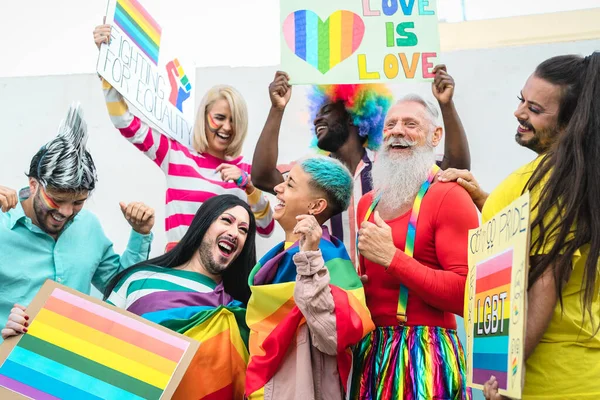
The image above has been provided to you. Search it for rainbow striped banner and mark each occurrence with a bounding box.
[472,249,513,389]
[0,281,197,400]
[114,0,162,65]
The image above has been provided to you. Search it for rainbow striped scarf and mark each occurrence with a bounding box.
[245,229,374,398]
[134,282,249,400]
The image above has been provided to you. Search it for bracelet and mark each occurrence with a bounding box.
[236,171,249,189]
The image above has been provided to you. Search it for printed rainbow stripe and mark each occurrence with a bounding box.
[472,248,513,389]
[245,229,373,399]
[361,164,440,324]
[114,0,162,65]
[0,288,190,400]
[283,10,365,74]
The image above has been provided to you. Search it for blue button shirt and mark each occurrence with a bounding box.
[0,196,153,336]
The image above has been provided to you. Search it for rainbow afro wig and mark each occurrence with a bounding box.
[307,84,394,151]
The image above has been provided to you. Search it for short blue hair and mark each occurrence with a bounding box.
[299,156,353,217]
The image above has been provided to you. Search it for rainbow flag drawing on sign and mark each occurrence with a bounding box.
[472,248,513,389]
[114,0,162,65]
[283,10,365,74]
[245,229,374,399]
[0,287,191,399]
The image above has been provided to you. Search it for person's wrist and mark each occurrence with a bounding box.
[439,100,455,111]
[271,103,286,113]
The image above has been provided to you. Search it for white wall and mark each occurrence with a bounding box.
[2,0,596,78]
[1,38,598,259]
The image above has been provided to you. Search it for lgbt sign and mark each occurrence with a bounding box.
[465,193,530,399]
[280,0,440,84]
[97,0,195,147]
[0,280,199,400]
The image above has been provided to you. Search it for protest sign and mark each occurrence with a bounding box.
[97,0,195,147]
[0,280,199,400]
[465,193,530,399]
[280,0,440,84]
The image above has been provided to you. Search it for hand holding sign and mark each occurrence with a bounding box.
[93,17,111,49]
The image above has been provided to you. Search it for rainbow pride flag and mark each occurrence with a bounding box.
[245,229,374,398]
[472,248,513,389]
[166,305,249,400]
[114,0,162,65]
[106,266,250,400]
[0,287,192,399]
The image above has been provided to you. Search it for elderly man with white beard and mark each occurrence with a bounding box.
[349,95,479,400]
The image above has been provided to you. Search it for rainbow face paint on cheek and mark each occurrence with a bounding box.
[207,113,222,133]
[40,188,60,211]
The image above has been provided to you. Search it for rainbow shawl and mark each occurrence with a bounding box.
[245,228,374,398]
[110,268,249,400]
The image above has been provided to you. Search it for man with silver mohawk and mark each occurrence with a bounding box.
[0,104,156,341]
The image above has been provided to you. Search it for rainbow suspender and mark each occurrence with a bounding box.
[362,164,440,324]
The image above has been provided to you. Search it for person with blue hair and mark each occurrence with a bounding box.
[244,155,374,399]
[252,66,471,269]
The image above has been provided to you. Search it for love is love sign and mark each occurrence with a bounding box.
[280,0,440,85]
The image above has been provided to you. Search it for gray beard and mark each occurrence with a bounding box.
[371,147,436,214]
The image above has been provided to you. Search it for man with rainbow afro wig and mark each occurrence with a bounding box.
[245,155,373,399]
[252,66,471,269]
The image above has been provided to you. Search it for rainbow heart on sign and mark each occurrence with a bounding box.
[283,10,365,74]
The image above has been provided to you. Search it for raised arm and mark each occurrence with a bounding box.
[292,216,337,354]
[432,65,471,170]
[251,71,292,194]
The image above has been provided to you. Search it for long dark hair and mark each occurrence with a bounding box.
[525,52,600,333]
[104,195,257,304]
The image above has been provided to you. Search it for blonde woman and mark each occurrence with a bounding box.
[93,23,274,251]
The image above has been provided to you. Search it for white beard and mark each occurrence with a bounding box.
[371,144,436,214]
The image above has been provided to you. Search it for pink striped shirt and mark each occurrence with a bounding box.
[102,80,274,247]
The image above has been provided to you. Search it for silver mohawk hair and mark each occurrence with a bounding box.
[32,103,98,191]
